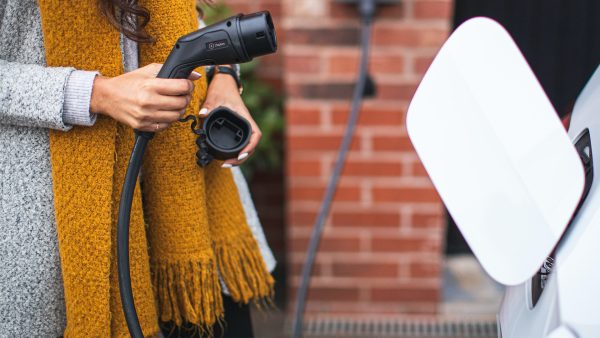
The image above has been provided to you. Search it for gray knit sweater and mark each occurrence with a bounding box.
[0,1,274,337]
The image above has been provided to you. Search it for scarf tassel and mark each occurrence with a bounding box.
[214,235,275,305]
[153,258,224,332]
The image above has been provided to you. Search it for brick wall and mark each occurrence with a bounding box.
[226,0,454,316]
[283,0,453,315]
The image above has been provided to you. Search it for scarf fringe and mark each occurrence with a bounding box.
[153,258,224,331]
[214,235,275,305]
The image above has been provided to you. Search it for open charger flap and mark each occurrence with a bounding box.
[406,17,585,286]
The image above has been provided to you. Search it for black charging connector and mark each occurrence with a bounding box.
[181,107,252,167]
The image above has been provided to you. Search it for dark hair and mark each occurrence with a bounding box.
[98,0,153,43]
[98,0,216,43]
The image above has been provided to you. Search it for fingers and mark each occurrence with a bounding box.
[141,64,201,80]
[140,63,163,77]
[199,107,210,117]
[188,71,202,81]
[199,100,215,118]
[148,110,184,123]
[136,121,170,132]
[151,78,194,96]
[142,93,191,111]
[130,110,183,132]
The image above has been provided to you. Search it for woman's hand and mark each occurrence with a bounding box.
[90,63,201,132]
[200,70,262,167]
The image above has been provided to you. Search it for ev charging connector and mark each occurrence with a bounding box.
[291,1,399,338]
[117,12,277,338]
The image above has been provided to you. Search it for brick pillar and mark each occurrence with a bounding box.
[284,0,453,315]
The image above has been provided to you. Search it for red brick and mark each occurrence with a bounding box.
[287,159,322,177]
[289,210,318,227]
[408,261,441,279]
[342,159,403,176]
[412,161,429,176]
[287,134,361,151]
[373,26,447,48]
[377,83,419,101]
[290,286,361,302]
[371,54,406,74]
[332,262,398,278]
[370,287,440,303]
[286,54,321,74]
[290,236,361,253]
[331,106,405,126]
[411,211,444,229]
[414,0,453,19]
[286,27,360,46]
[331,210,400,228]
[372,135,413,152]
[298,83,355,100]
[291,262,326,276]
[371,236,440,253]
[328,54,405,75]
[289,185,361,202]
[372,187,439,203]
[328,53,359,74]
[286,106,321,126]
[414,55,435,74]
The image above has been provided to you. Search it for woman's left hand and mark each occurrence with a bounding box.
[199,69,261,168]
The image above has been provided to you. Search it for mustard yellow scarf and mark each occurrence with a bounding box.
[38,1,274,336]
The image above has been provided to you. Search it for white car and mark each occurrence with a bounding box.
[406,17,600,338]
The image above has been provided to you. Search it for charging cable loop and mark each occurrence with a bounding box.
[179,115,214,167]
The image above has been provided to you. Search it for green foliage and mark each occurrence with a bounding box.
[199,2,285,179]
[198,2,233,23]
[239,61,285,178]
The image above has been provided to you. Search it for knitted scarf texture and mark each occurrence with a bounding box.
[38,1,274,336]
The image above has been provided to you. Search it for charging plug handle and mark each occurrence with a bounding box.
[157,11,277,79]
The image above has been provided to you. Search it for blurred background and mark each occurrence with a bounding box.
[202,0,600,337]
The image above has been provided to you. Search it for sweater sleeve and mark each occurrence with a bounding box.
[62,70,99,126]
[0,59,74,131]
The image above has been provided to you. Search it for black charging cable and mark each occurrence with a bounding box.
[291,2,376,337]
[117,131,153,338]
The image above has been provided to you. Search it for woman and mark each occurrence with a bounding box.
[0,0,275,337]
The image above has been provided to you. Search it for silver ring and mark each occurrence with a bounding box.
[155,123,160,131]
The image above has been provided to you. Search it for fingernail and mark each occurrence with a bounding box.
[237,152,249,161]
[199,108,208,116]
[221,163,233,168]
[191,71,202,79]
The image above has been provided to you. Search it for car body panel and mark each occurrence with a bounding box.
[556,64,600,335]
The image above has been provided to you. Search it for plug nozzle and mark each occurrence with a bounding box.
[239,11,278,59]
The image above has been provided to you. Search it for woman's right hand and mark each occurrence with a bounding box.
[90,63,200,132]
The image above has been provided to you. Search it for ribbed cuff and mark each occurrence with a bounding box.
[63,70,99,126]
